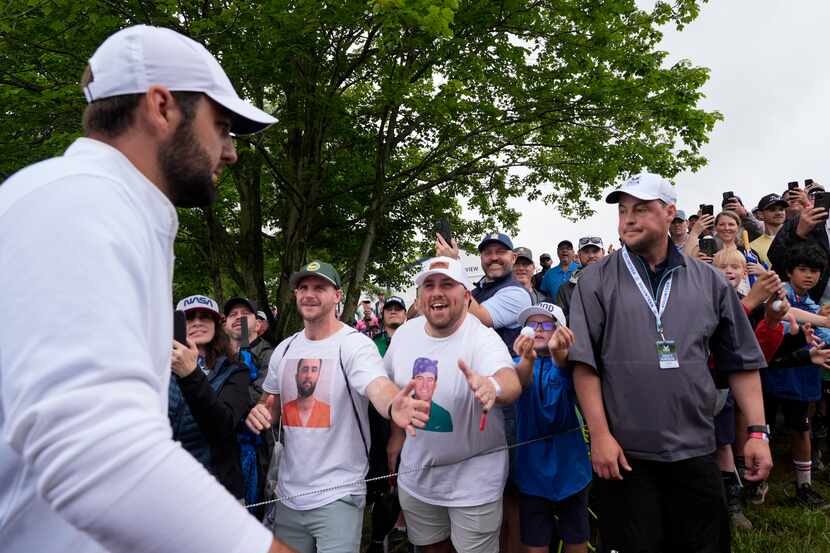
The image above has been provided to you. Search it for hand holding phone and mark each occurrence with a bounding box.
[174,310,187,345]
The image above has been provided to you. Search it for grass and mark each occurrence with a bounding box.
[364,435,830,552]
[733,435,830,553]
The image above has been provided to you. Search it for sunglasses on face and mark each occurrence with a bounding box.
[525,321,556,331]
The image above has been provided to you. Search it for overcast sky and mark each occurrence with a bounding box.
[510,0,830,263]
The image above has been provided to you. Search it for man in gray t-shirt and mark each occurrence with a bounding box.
[568,173,772,553]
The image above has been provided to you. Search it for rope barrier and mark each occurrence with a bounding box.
[245,423,588,510]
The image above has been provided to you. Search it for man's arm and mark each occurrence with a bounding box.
[468,296,494,327]
[0,180,273,553]
[572,363,631,480]
[728,371,773,481]
[365,376,430,436]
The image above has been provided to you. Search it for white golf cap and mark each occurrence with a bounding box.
[84,25,276,135]
[605,172,677,205]
[414,256,474,291]
[517,302,567,327]
[175,294,221,318]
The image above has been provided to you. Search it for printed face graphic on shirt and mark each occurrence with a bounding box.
[296,358,321,398]
[282,358,332,428]
[412,357,453,433]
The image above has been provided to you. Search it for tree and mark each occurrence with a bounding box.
[1,0,720,338]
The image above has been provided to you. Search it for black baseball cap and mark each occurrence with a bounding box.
[540,253,552,261]
[757,193,788,211]
[513,247,533,262]
[223,297,257,316]
[383,296,406,310]
[557,240,573,250]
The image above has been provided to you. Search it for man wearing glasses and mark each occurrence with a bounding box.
[555,237,605,320]
[511,303,591,553]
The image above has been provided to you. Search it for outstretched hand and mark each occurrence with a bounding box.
[390,379,431,437]
[458,359,497,412]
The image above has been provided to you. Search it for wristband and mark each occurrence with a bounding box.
[488,376,503,398]
[747,424,770,436]
[748,432,769,442]
[387,402,394,420]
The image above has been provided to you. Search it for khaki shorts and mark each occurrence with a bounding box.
[398,486,502,553]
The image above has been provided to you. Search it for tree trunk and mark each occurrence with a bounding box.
[234,150,268,310]
[204,205,225,306]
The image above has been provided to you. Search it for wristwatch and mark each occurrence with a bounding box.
[488,376,503,398]
[747,424,770,442]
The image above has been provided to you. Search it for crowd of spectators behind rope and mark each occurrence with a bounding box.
[165,175,830,553]
[5,23,830,553]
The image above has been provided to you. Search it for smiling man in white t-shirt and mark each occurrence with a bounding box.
[245,260,430,553]
[385,256,522,553]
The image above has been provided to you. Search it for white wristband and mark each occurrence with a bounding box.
[488,376,503,398]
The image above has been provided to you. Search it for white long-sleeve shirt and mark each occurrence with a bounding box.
[0,138,271,553]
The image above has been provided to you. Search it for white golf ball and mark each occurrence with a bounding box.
[520,326,536,338]
[771,300,784,312]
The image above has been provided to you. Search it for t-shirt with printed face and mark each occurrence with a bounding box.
[384,314,515,507]
[262,325,386,510]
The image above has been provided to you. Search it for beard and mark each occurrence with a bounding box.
[158,118,217,208]
[297,381,317,398]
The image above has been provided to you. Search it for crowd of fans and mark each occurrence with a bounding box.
[6,24,829,553]
[166,175,830,553]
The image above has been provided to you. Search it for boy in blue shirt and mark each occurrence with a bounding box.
[512,302,591,553]
[765,240,830,507]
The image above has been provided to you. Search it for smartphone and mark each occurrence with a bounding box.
[173,310,187,345]
[699,235,717,257]
[814,191,830,212]
[806,178,814,186]
[722,191,734,203]
[701,204,714,217]
[788,181,799,190]
[240,315,250,348]
[436,218,453,244]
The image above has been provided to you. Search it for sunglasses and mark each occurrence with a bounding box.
[579,237,602,247]
[525,321,556,331]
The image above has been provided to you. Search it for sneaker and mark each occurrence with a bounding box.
[745,480,769,505]
[730,509,753,530]
[796,483,830,509]
[726,479,753,530]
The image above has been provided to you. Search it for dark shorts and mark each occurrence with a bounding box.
[594,454,729,553]
[764,395,810,433]
[518,487,590,546]
[713,391,735,447]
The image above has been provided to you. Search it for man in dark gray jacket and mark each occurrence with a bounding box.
[569,172,772,553]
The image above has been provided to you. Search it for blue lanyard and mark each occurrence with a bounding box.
[621,247,673,341]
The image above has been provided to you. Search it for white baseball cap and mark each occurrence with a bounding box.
[605,172,677,205]
[176,294,221,318]
[84,25,276,135]
[517,302,567,327]
[414,256,474,291]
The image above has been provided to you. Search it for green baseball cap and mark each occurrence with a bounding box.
[289,260,342,289]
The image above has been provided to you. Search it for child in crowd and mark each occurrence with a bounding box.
[512,303,591,553]
[763,241,830,507]
[712,249,788,527]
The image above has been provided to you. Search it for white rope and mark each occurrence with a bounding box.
[245,424,587,510]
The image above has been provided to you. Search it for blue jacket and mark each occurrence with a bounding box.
[512,356,591,501]
[764,284,826,401]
